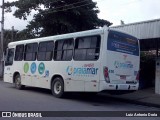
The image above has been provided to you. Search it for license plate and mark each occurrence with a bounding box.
[118,85,128,90]
[120,75,126,80]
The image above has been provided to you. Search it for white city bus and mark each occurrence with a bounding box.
[4,26,140,98]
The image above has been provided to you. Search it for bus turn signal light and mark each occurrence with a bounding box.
[136,71,139,81]
[103,67,110,83]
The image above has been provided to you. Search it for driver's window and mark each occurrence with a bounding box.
[5,48,14,66]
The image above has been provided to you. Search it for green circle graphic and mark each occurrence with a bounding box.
[38,62,45,74]
[24,62,29,73]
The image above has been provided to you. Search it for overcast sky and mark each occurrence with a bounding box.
[1,0,160,30]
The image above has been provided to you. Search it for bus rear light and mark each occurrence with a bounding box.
[136,71,139,81]
[103,67,110,83]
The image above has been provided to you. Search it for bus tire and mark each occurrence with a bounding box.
[51,77,65,98]
[14,74,25,90]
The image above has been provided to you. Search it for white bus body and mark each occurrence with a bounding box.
[4,26,140,97]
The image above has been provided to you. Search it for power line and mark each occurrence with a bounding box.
[6,0,142,16]
[46,0,89,11]
[38,1,94,15]
[3,0,97,29]
[44,0,68,5]
[9,0,90,12]
[15,2,94,19]
[13,1,95,17]
[109,0,142,7]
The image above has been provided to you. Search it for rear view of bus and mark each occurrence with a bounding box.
[101,29,140,93]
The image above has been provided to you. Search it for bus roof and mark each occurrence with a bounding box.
[8,27,107,47]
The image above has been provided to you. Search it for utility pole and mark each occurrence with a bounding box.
[1,0,4,61]
[11,26,14,41]
[0,0,4,77]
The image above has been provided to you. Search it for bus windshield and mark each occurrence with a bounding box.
[107,30,139,56]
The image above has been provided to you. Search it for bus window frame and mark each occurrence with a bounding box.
[37,41,54,61]
[24,42,38,61]
[14,44,24,61]
[73,35,101,61]
[54,38,74,61]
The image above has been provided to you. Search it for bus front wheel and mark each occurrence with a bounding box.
[14,74,25,90]
[51,77,65,98]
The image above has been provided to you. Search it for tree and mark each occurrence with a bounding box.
[0,29,17,51]
[5,0,112,37]
[0,29,34,53]
[15,29,35,41]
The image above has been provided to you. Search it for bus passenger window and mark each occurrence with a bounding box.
[5,48,14,66]
[38,41,54,61]
[24,43,38,61]
[15,44,24,61]
[54,39,73,61]
[74,35,101,61]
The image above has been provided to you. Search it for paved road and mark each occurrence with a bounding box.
[0,81,160,120]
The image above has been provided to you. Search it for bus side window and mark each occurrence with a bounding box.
[15,44,24,61]
[24,43,38,61]
[38,41,54,61]
[5,48,14,66]
[54,39,73,61]
[74,35,101,61]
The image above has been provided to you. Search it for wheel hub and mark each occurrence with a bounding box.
[54,81,62,94]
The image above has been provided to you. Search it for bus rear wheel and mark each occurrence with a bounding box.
[51,77,65,98]
[15,74,25,90]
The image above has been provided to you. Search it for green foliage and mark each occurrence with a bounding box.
[3,29,17,51]
[140,51,156,62]
[140,51,155,88]
[0,29,34,52]
[5,0,112,37]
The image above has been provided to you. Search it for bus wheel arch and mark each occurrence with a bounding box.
[51,75,65,98]
[13,72,20,83]
[13,72,25,90]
